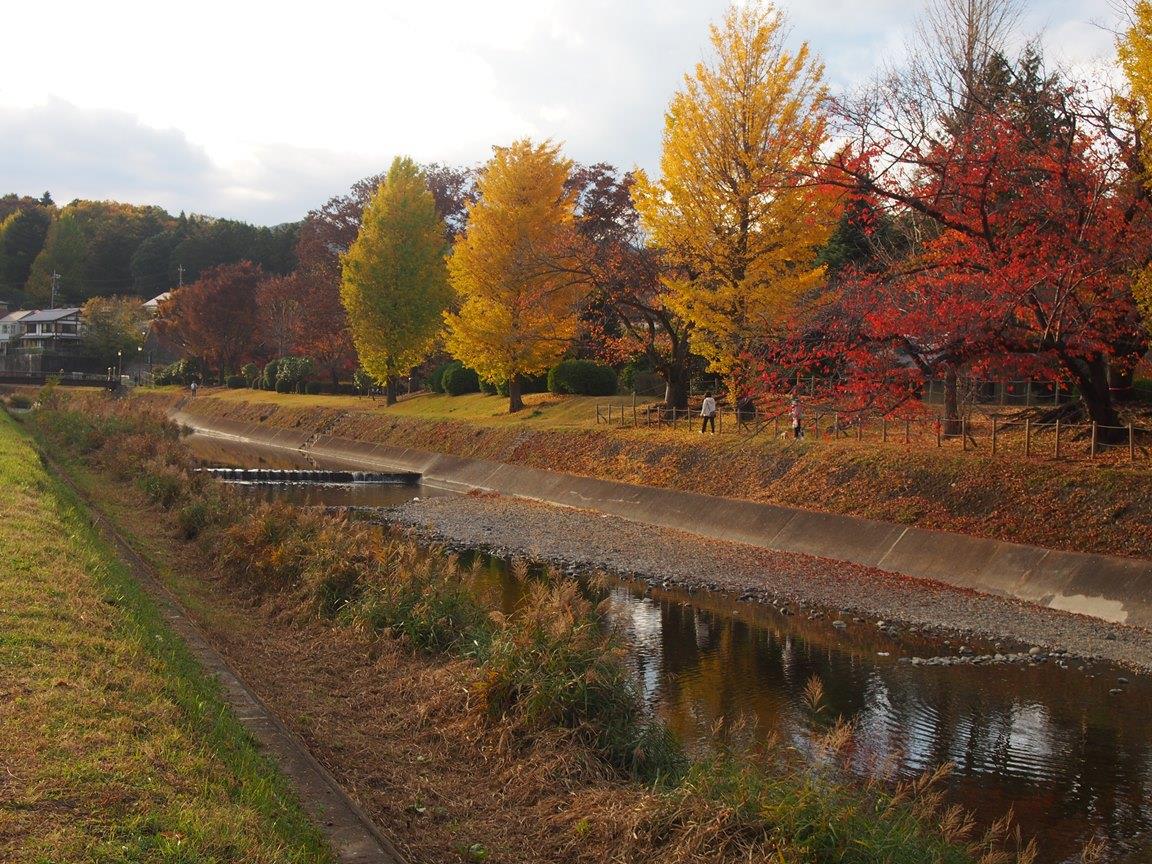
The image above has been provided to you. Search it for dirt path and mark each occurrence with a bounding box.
[385,494,1152,673]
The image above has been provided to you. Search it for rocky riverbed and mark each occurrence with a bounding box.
[380,492,1152,674]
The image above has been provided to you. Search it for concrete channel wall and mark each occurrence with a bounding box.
[177,412,1152,629]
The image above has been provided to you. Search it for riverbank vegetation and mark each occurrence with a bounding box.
[22,393,1045,863]
[0,410,330,863]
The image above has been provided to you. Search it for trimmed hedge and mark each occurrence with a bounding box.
[548,360,617,396]
[304,381,323,395]
[225,375,246,389]
[443,364,480,396]
[494,373,548,397]
[153,359,201,386]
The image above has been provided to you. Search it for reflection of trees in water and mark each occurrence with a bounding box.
[634,597,1152,861]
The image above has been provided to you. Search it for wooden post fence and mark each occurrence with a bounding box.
[1024,418,1031,458]
[1131,424,1137,461]
[991,417,998,455]
[1054,419,1062,459]
[1090,423,1098,458]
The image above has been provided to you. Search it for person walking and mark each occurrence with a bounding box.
[790,397,803,439]
[700,391,717,434]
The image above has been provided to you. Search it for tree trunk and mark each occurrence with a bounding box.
[660,343,692,413]
[1067,354,1125,443]
[508,376,524,413]
[1108,360,1135,403]
[943,367,961,436]
[385,376,398,406]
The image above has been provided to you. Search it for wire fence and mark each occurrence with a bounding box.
[594,402,1152,463]
[750,375,1152,408]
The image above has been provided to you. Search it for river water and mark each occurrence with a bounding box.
[188,431,1152,863]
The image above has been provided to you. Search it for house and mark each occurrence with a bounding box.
[0,310,33,348]
[19,308,83,352]
[143,292,171,315]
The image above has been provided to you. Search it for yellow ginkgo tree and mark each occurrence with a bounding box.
[1119,0,1152,336]
[444,139,590,413]
[341,156,452,404]
[634,3,837,395]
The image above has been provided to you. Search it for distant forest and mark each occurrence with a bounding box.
[0,192,298,308]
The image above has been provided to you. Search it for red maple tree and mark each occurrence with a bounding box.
[156,261,264,381]
[805,81,1150,438]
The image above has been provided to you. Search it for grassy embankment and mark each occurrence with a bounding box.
[0,410,330,863]
[18,390,1042,864]
[138,385,1152,560]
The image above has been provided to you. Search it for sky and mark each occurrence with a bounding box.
[0,0,1123,226]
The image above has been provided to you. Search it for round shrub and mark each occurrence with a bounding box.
[225,375,246,389]
[275,379,293,394]
[353,368,375,396]
[547,360,618,396]
[479,378,498,395]
[304,381,323,395]
[262,359,282,390]
[443,364,480,396]
[429,362,457,394]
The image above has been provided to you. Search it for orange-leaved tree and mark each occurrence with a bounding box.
[444,139,590,412]
[155,261,263,382]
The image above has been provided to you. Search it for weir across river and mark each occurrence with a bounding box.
[195,467,421,484]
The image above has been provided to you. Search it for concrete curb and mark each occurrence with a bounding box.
[177,411,1152,629]
[45,453,408,864]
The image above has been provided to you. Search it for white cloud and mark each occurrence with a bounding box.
[0,0,1124,224]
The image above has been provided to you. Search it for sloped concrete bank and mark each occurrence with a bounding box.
[175,409,1152,629]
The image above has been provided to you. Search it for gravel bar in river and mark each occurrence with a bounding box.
[383,492,1152,673]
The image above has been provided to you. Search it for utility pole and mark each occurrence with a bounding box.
[50,272,60,309]
[177,265,184,288]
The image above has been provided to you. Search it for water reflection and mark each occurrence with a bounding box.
[468,555,1152,863]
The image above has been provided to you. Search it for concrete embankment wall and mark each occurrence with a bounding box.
[178,411,1152,629]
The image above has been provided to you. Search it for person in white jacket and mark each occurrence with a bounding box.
[700,391,717,434]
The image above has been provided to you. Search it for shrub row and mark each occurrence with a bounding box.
[547,360,617,396]
[429,360,618,398]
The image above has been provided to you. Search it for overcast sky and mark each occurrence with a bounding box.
[0,0,1121,226]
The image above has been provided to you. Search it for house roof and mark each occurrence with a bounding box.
[20,307,82,323]
[0,310,33,324]
[143,292,171,308]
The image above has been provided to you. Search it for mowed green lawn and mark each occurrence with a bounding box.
[175,385,657,430]
[0,411,330,864]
